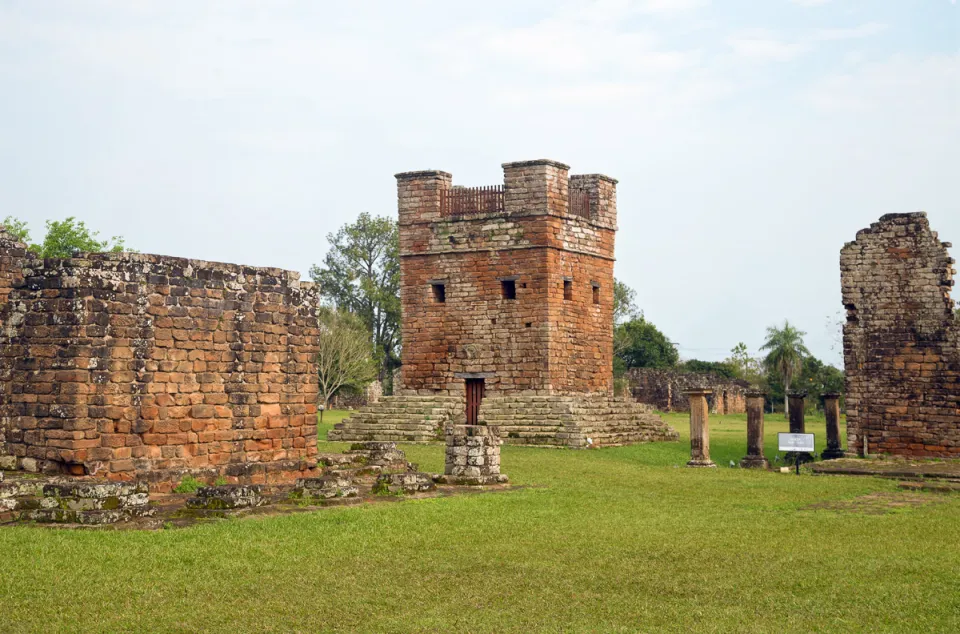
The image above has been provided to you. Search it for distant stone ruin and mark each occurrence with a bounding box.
[626,368,748,414]
[0,227,322,485]
[330,159,678,447]
[841,212,959,458]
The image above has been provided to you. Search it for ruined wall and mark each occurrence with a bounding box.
[396,160,616,396]
[626,368,749,414]
[0,229,33,307]
[0,243,321,482]
[841,212,960,457]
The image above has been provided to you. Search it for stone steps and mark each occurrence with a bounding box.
[327,395,460,442]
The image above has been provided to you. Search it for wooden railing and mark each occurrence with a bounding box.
[440,186,504,217]
[569,188,591,219]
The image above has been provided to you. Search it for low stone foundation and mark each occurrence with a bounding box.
[373,472,436,494]
[185,485,265,511]
[1,475,152,524]
[292,475,360,502]
[328,394,678,448]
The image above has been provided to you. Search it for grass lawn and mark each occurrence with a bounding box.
[1,409,959,633]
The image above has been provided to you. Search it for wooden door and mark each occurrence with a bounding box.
[465,379,485,426]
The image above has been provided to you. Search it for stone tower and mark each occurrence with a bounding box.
[396,159,617,396]
[330,159,677,447]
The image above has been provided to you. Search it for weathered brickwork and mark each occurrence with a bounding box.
[842,212,960,457]
[626,368,748,414]
[397,160,615,395]
[0,230,321,484]
[332,159,678,447]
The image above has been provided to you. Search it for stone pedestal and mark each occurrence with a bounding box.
[436,425,508,485]
[788,391,807,433]
[685,390,716,468]
[740,390,769,469]
[821,393,845,459]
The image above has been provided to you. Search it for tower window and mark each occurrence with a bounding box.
[432,283,446,303]
[501,280,516,300]
[592,284,600,305]
[563,279,573,301]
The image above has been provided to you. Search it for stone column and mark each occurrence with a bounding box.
[685,389,716,468]
[787,391,807,433]
[740,390,769,469]
[437,425,509,485]
[821,393,844,459]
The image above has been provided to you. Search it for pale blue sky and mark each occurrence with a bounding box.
[1,0,957,365]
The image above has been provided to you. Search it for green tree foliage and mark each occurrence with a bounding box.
[760,320,811,415]
[316,309,379,408]
[613,278,638,324]
[680,359,737,379]
[1,216,31,244]
[724,342,767,387]
[309,213,401,379]
[614,316,679,371]
[36,217,130,257]
[2,216,132,257]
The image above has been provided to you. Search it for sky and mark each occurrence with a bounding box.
[1,0,958,367]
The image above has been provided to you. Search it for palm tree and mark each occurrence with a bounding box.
[760,320,811,416]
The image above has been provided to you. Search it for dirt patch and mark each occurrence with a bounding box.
[801,492,944,515]
[810,457,960,481]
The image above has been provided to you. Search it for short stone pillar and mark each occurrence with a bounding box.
[787,391,807,433]
[437,425,508,485]
[740,390,769,469]
[821,393,844,459]
[685,389,716,468]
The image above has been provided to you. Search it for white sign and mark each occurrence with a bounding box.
[778,433,815,453]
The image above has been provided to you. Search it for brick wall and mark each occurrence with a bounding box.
[841,212,959,457]
[0,243,321,482]
[626,368,749,414]
[0,228,32,307]
[396,159,616,396]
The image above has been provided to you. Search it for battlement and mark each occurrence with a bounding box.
[395,158,617,230]
[395,159,618,397]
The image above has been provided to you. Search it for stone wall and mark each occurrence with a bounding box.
[328,380,383,410]
[626,368,749,414]
[0,230,321,483]
[396,159,615,396]
[841,212,959,457]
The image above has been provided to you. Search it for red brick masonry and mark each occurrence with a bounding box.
[842,213,959,457]
[0,228,320,484]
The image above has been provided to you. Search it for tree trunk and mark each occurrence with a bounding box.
[783,376,791,416]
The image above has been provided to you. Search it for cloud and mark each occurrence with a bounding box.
[728,22,887,62]
[790,0,832,6]
[814,22,888,41]
[727,30,809,61]
[807,53,960,119]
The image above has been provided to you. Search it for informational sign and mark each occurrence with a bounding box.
[778,433,815,453]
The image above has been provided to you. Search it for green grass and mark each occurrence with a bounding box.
[1,410,959,633]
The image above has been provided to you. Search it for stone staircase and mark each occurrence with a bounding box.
[479,395,679,448]
[327,395,462,443]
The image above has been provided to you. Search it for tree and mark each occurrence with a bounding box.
[613,278,639,324]
[615,315,679,370]
[760,320,811,415]
[310,213,401,380]
[724,342,767,387]
[316,309,378,408]
[1,216,31,244]
[1,215,132,257]
[680,359,737,379]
